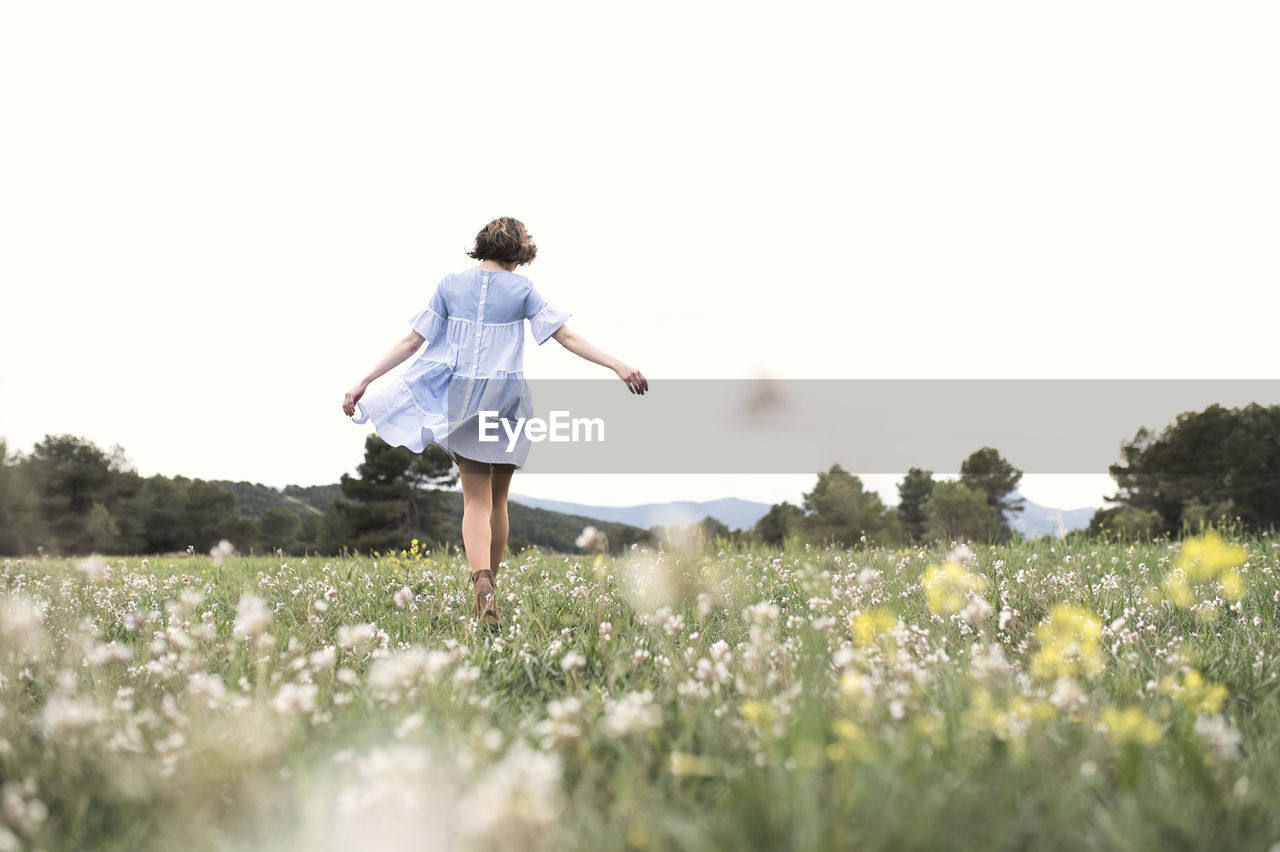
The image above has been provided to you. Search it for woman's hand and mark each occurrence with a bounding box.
[342,381,369,416]
[615,363,648,395]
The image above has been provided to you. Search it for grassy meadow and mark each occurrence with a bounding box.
[2,532,1279,851]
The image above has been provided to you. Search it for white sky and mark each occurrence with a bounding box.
[2,1,1277,514]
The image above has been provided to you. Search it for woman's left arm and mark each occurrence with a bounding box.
[342,330,425,416]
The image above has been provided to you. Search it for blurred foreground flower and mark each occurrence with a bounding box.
[1163,530,1248,605]
[575,526,607,552]
[1030,605,1104,681]
[922,561,988,614]
[1099,706,1162,747]
[210,539,235,567]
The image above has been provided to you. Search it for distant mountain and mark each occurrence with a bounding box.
[508,495,774,531]
[214,481,331,518]
[512,490,1098,539]
[216,480,1096,544]
[1003,491,1096,538]
[212,480,649,553]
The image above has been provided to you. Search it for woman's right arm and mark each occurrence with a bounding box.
[550,324,648,395]
[342,330,426,415]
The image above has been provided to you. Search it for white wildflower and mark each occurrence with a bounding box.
[604,690,661,737]
[233,594,272,642]
[1050,677,1088,712]
[41,693,104,737]
[210,539,235,567]
[271,681,318,715]
[1195,714,1244,763]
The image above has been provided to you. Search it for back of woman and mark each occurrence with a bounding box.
[341,217,647,633]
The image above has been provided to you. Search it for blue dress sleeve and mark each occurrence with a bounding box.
[523,282,572,345]
[408,279,448,341]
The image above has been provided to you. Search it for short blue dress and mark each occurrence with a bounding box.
[351,267,571,468]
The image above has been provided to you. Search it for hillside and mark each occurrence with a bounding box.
[212,480,649,554]
[508,495,775,530]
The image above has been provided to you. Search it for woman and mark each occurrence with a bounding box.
[341,217,647,631]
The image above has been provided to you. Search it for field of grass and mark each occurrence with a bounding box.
[2,532,1279,851]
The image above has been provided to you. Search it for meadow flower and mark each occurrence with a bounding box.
[394,713,424,739]
[1050,677,1088,712]
[272,681,318,715]
[1030,604,1104,681]
[85,642,133,666]
[336,623,379,653]
[210,539,235,567]
[1164,531,1249,605]
[1099,706,1161,747]
[0,596,44,656]
[233,594,272,642]
[187,672,228,708]
[40,693,104,737]
[76,554,107,581]
[604,690,660,737]
[309,645,337,672]
[0,779,47,834]
[575,525,607,552]
[922,561,988,614]
[560,650,586,672]
[1194,714,1244,762]
[960,596,993,626]
[744,601,780,624]
[669,751,718,776]
[969,642,1012,681]
[459,741,564,841]
[368,647,455,702]
[1161,668,1229,715]
[850,608,896,647]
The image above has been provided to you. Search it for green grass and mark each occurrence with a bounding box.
[1,533,1279,851]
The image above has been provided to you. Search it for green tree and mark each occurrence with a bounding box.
[18,435,141,555]
[325,436,457,554]
[0,440,25,554]
[128,475,242,554]
[259,507,302,552]
[925,481,1002,543]
[1087,504,1163,540]
[754,501,805,546]
[802,464,897,547]
[897,468,935,544]
[959,447,1025,539]
[1107,403,1280,534]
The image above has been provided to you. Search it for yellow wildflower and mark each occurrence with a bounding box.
[1100,706,1161,747]
[669,751,718,776]
[1030,604,1104,681]
[1174,530,1246,581]
[1163,532,1249,606]
[922,561,988,614]
[1161,669,1229,715]
[851,608,897,647]
[742,700,773,729]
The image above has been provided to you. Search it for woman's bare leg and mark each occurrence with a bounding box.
[456,455,494,576]
[490,463,516,574]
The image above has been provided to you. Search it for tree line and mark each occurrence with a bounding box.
[0,434,648,557]
[2,401,1276,556]
[735,402,1279,548]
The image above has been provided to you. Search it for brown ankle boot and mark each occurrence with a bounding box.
[470,569,500,631]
